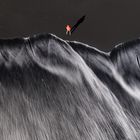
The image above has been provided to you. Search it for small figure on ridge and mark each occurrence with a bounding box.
[66,25,71,35]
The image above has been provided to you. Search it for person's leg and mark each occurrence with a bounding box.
[69,31,71,35]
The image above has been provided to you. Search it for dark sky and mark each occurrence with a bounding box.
[0,0,140,51]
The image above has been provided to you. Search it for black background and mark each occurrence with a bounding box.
[0,0,140,51]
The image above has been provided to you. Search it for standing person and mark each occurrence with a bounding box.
[66,25,71,35]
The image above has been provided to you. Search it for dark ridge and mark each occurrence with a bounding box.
[0,33,140,139]
[109,38,140,85]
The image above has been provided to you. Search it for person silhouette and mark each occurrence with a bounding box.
[66,25,71,35]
